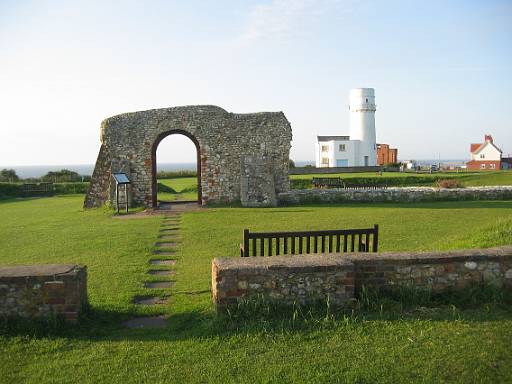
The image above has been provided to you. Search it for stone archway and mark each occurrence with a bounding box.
[84,105,292,209]
[151,129,202,206]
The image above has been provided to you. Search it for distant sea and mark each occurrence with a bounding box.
[2,159,468,179]
[2,163,197,179]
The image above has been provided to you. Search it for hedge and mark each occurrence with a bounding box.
[0,182,90,198]
[290,175,461,190]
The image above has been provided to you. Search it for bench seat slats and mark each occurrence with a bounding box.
[241,225,379,257]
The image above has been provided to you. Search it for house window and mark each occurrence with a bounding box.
[480,154,485,159]
[321,158,329,166]
[365,98,368,103]
[481,164,486,169]
[490,163,496,169]
[364,156,369,166]
[339,144,346,152]
[321,145,329,152]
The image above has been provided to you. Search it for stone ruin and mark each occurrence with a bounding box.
[84,105,292,208]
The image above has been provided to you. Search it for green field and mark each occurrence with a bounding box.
[290,170,512,187]
[1,195,512,383]
[157,177,198,201]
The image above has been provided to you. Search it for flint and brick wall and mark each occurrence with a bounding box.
[0,264,87,322]
[278,186,512,205]
[85,105,292,208]
[212,246,512,310]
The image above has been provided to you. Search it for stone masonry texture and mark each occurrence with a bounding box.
[84,105,292,208]
[0,264,87,322]
[212,246,512,310]
[278,186,512,205]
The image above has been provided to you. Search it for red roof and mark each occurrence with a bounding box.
[470,143,481,153]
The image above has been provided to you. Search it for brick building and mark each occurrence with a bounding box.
[466,135,502,171]
[376,143,398,166]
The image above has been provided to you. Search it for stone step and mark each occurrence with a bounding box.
[148,269,175,276]
[133,296,170,305]
[123,316,168,329]
[152,250,176,256]
[155,242,177,248]
[157,234,180,240]
[159,228,179,233]
[144,281,175,289]
[149,259,177,266]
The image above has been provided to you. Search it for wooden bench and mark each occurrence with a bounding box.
[312,177,345,188]
[312,178,389,190]
[342,184,388,190]
[240,224,379,257]
[21,183,54,195]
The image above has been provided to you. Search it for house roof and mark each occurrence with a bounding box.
[470,141,502,155]
[470,143,481,153]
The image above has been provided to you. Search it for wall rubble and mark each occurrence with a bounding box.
[278,186,512,205]
[85,105,292,208]
[212,246,512,310]
[0,264,87,322]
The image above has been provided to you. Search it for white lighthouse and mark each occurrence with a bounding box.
[316,88,378,168]
[349,88,377,166]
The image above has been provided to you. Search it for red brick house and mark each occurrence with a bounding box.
[466,135,502,170]
[376,143,398,166]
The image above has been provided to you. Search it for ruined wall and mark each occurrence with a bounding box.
[0,264,87,322]
[85,105,292,208]
[278,186,512,205]
[212,246,512,310]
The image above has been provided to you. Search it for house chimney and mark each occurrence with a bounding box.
[484,134,493,143]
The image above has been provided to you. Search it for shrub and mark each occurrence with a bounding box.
[156,170,197,179]
[0,182,89,198]
[435,179,464,189]
[41,169,82,183]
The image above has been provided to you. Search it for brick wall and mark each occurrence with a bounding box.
[0,264,87,322]
[212,246,512,310]
[466,160,501,171]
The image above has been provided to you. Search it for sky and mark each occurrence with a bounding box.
[0,0,511,166]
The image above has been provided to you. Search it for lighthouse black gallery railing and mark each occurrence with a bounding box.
[240,225,379,257]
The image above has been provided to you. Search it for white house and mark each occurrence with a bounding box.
[466,135,502,171]
[316,88,377,167]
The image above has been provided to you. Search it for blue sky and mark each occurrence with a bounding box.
[1,0,511,165]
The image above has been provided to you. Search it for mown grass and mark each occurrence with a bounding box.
[1,196,512,383]
[157,177,197,201]
[290,170,512,188]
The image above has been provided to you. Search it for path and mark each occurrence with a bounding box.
[123,203,198,329]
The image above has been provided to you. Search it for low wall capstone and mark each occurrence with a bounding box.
[0,264,87,322]
[278,186,512,205]
[212,246,512,310]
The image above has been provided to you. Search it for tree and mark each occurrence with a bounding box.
[42,169,80,183]
[0,169,19,182]
[288,159,296,169]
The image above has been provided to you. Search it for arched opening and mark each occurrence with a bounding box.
[151,130,201,207]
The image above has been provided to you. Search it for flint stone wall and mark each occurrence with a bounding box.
[85,105,292,208]
[278,186,512,205]
[212,246,512,310]
[0,264,87,322]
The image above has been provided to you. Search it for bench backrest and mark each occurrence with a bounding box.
[21,183,54,193]
[312,177,344,187]
[241,224,379,257]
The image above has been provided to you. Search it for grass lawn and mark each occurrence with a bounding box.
[290,170,512,187]
[1,196,512,383]
[157,177,198,201]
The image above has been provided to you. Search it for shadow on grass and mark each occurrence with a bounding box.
[2,285,512,341]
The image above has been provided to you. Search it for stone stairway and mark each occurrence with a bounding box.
[123,212,182,329]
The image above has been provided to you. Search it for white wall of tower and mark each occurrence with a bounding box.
[349,88,377,166]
